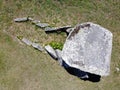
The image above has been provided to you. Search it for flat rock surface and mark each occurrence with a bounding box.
[32,20,40,24]
[61,22,113,76]
[56,49,63,66]
[32,43,44,51]
[36,23,49,28]
[14,17,28,22]
[22,38,32,46]
[45,25,72,32]
[45,45,57,59]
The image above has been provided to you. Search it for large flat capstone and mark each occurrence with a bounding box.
[61,22,113,76]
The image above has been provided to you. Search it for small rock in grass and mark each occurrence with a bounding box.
[32,43,44,51]
[36,23,49,28]
[44,45,57,59]
[116,67,120,72]
[32,20,40,24]
[14,17,28,22]
[45,27,56,32]
[45,25,72,32]
[22,38,32,46]
[55,49,63,66]
[28,17,34,21]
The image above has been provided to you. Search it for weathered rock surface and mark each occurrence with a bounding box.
[61,22,113,76]
[45,45,57,59]
[32,20,40,24]
[28,17,34,21]
[14,17,28,22]
[45,25,72,32]
[36,23,49,28]
[56,49,63,66]
[32,43,44,51]
[22,38,32,46]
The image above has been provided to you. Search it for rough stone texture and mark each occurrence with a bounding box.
[36,23,49,28]
[14,17,28,22]
[45,25,72,32]
[44,27,56,31]
[28,17,34,21]
[32,20,40,24]
[22,38,32,46]
[32,43,44,51]
[61,22,113,76]
[45,45,57,59]
[56,49,63,66]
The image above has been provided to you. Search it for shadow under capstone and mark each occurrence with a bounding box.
[62,61,101,82]
[46,50,101,82]
[45,30,69,36]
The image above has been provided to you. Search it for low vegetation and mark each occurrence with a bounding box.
[48,41,63,50]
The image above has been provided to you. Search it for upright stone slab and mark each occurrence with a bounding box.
[61,22,113,76]
[45,45,58,59]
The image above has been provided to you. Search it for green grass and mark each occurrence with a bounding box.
[0,0,120,90]
[48,41,64,50]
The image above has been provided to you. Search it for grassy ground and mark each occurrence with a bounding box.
[0,0,120,90]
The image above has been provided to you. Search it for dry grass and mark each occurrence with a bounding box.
[0,0,120,90]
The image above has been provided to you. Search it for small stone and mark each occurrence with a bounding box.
[45,25,72,32]
[28,17,34,21]
[32,43,44,51]
[22,38,32,46]
[116,67,120,72]
[32,20,40,24]
[45,27,56,32]
[36,23,49,28]
[14,17,28,22]
[44,45,57,59]
[80,74,89,79]
[55,49,63,66]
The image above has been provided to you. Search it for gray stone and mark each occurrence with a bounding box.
[22,38,32,46]
[55,49,63,66]
[44,27,56,32]
[80,74,89,79]
[14,17,28,22]
[45,25,72,32]
[28,17,34,21]
[61,22,113,76]
[116,67,120,72]
[32,20,40,24]
[36,23,49,28]
[44,45,57,59]
[32,43,44,51]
